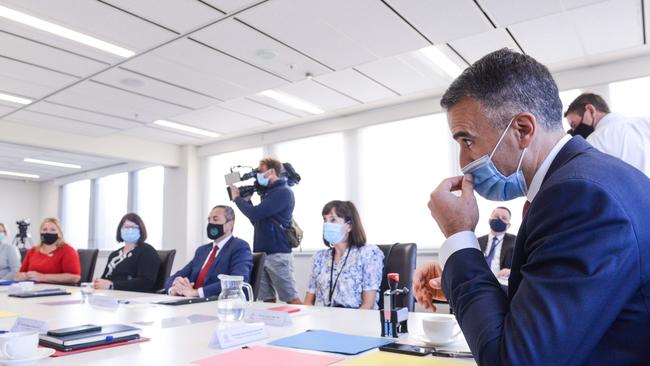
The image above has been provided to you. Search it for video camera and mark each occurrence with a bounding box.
[225,162,300,200]
[13,219,34,249]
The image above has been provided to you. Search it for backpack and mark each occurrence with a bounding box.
[271,217,303,249]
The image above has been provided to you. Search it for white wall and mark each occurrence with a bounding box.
[0,178,44,244]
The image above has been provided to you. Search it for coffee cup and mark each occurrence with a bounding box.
[0,331,38,360]
[422,314,461,344]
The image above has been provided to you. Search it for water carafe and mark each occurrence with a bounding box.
[216,274,253,322]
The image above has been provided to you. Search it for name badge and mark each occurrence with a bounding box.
[209,322,267,349]
[89,294,119,309]
[11,317,48,333]
[245,309,292,327]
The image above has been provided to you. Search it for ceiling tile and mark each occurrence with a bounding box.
[122,38,286,100]
[191,18,331,82]
[120,126,203,145]
[219,98,297,123]
[45,80,191,123]
[238,0,429,70]
[384,0,493,43]
[274,79,359,111]
[314,69,397,103]
[7,110,120,137]
[0,57,78,99]
[26,101,143,130]
[92,68,219,109]
[450,28,519,64]
[202,0,261,13]
[100,0,223,33]
[170,105,270,134]
[477,0,609,26]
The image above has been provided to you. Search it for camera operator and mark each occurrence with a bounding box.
[229,157,301,304]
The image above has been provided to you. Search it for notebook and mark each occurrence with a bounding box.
[155,295,219,306]
[269,330,394,355]
[8,288,70,298]
[39,324,141,347]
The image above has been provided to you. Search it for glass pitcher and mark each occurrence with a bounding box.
[216,274,253,322]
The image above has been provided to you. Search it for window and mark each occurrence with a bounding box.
[275,133,346,251]
[206,147,263,246]
[358,114,455,249]
[610,76,650,117]
[61,179,91,249]
[559,88,582,131]
[94,172,128,250]
[134,167,164,249]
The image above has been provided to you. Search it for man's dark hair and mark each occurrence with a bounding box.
[496,206,512,219]
[116,212,148,245]
[441,48,563,131]
[211,205,235,222]
[564,93,610,117]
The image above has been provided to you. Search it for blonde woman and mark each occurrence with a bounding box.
[0,223,21,281]
[16,218,81,283]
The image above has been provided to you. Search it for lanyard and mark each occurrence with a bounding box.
[328,247,351,307]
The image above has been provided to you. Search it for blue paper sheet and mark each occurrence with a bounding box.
[269,330,393,355]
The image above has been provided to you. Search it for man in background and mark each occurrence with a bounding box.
[477,207,515,279]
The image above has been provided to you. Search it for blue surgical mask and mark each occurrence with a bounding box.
[323,223,346,246]
[489,218,508,233]
[0,232,5,242]
[121,227,141,244]
[256,172,269,187]
[461,117,527,201]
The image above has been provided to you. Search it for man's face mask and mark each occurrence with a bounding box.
[570,111,595,139]
[461,117,527,201]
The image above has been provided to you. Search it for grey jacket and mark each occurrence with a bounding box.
[0,242,21,280]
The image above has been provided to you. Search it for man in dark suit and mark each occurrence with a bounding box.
[165,205,252,298]
[477,207,515,279]
[414,48,650,364]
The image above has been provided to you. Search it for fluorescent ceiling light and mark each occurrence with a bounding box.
[0,5,135,58]
[154,120,220,138]
[259,90,324,114]
[24,158,81,169]
[0,92,32,105]
[0,170,39,179]
[419,46,463,79]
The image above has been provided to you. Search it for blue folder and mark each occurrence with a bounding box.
[269,330,393,355]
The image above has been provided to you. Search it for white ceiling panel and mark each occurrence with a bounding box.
[123,38,286,100]
[384,0,493,43]
[450,29,519,64]
[92,68,219,109]
[0,0,175,59]
[0,104,15,115]
[170,106,270,133]
[120,126,203,145]
[0,31,108,77]
[314,69,397,103]
[202,0,260,13]
[46,81,191,123]
[238,0,429,70]
[355,51,452,95]
[274,79,359,111]
[219,98,297,123]
[478,0,609,27]
[26,102,142,130]
[100,0,223,33]
[6,110,120,137]
[0,57,78,99]
[191,18,331,82]
[509,14,585,65]
[246,94,310,117]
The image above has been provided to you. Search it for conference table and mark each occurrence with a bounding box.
[0,284,474,365]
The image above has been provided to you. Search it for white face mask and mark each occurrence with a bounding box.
[323,222,346,246]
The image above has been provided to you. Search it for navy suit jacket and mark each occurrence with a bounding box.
[442,137,650,365]
[165,236,252,298]
[477,233,516,270]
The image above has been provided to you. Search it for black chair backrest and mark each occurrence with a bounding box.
[19,248,27,262]
[154,249,176,293]
[77,249,99,284]
[250,252,266,301]
[377,243,417,312]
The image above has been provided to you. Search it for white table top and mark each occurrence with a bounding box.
[0,285,473,365]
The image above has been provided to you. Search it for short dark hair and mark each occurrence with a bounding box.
[116,213,147,245]
[564,93,610,117]
[441,48,563,132]
[211,205,235,222]
[321,200,366,248]
[495,206,512,219]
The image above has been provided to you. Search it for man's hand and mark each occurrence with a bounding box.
[229,185,240,200]
[170,277,194,296]
[93,279,112,289]
[497,268,511,279]
[413,261,447,312]
[428,174,479,238]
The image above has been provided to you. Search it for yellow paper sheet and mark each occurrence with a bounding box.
[340,351,475,366]
[0,311,18,318]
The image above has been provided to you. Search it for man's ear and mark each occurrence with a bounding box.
[513,112,536,149]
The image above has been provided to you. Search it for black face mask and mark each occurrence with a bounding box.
[207,223,224,240]
[571,122,595,139]
[41,233,58,245]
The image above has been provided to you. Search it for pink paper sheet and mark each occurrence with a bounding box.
[192,345,343,366]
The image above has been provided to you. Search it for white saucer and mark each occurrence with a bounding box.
[0,348,55,365]
[415,334,458,347]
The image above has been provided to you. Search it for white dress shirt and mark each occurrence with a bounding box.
[587,112,650,177]
[439,134,572,268]
[485,233,504,274]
